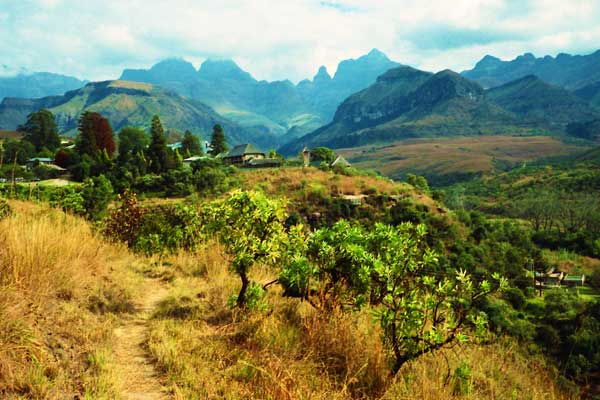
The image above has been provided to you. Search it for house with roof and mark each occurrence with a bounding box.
[563,274,586,287]
[219,144,266,166]
[218,144,283,168]
[27,157,54,167]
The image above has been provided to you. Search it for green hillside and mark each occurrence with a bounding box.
[0,80,275,147]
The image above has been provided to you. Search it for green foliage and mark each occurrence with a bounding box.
[80,175,114,220]
[49,186,86,215]
[209,124,227,156]
[2,139,35,165]
[280,220,374,310]
[311,146,336,164]
[227,282,268,312]
[368,223,506,373]
[279,219,507,373]
[203,190,287,307]
[406,173,430,192]
[118,126,149,164]
[18,109,60,152]
[136,204,203,255]
[146,115,170,174]
[181,130,203,157]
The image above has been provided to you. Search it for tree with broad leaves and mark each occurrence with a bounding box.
[203,190,287,307]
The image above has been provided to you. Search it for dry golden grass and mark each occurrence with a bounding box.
[338,136,588,179]
[237,167,409,198]
[0,200,142,399]
[385,341,572,400]
[109,80,153,91]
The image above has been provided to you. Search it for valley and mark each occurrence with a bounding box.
[337,135,590,184]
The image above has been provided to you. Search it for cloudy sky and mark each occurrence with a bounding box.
[1,0,600,82]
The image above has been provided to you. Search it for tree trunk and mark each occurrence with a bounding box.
[237,271,250,307]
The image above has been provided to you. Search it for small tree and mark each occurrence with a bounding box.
[19,109,61,152]
[279,220,374,310]
[181,130,203,157]
[209,124,227,156]
[311,147,335,164]
[203,190,287,307]
[367,222,507,374]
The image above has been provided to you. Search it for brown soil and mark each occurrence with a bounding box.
[112,280,171,400]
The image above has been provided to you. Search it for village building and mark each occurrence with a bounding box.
[563,275,586,287]
[219,144,266,166]
[27,157,55,167]
[534,268,564,289]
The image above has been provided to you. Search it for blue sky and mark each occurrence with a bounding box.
[1,0,600,82]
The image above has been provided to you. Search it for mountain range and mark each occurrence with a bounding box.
[1,48,600,158]
[0,80,271,147]
[462,50,600,89]
[0,72,87,101]
[119,49,400,138]
[280,65,600,154]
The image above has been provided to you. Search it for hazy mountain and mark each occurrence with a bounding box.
[297,49,401,119]
[0,72,87,101]
[0,80,274,147]
[462,50,600,89]
[280,68,523,154]
[575,81,600,109]
[486,75,599,126]
[118,50,400,140]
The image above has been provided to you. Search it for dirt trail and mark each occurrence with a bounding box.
[113,279,171,400]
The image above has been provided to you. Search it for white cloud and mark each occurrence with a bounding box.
[0,0,599,82]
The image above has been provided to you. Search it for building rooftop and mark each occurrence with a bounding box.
[224,144,265,158]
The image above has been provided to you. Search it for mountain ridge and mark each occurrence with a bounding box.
[462,49,600,89]
[0,80,274,147]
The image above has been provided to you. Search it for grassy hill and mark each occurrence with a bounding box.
[0,169,579,399]
[0,80,276,148]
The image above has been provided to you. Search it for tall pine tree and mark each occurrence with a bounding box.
[209,124,227,156]
[146,115,169,173]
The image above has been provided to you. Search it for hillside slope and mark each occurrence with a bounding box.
[486,75,599,126]
[281,69,528,154]
[0,80,274,147]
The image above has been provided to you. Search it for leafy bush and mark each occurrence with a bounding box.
[134,204,203,256]
[103,191,146,247]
